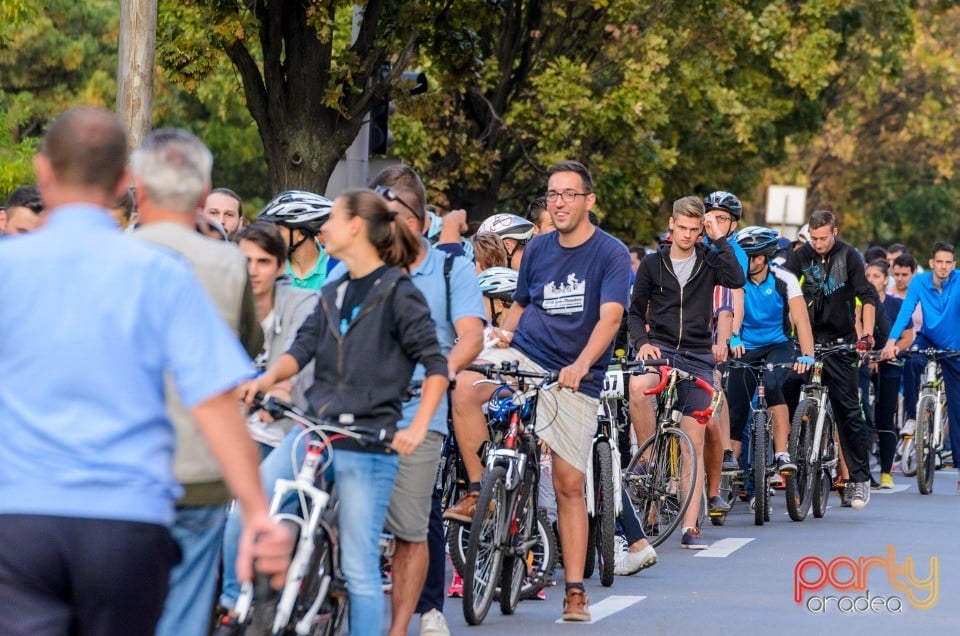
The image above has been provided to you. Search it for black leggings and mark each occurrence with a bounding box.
[860,363,901,474]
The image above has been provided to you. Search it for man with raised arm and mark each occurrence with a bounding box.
[627,196,746,550]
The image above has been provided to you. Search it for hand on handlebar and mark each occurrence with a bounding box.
[237,376,271,407]
[879,341,899,361]
[794,354,815,374]
[856,334,874,354]
[558,360,591,393]
[729,333,745,359]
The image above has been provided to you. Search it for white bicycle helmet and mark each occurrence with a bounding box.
[258,190,332,232]
[476,213,535,243]
[477,267,518,302]
[796,223,811,243]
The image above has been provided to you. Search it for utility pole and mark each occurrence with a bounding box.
[343,4,370,189]
[116,0,158,149]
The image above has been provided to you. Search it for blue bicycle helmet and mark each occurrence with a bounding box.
[735,226,780,257]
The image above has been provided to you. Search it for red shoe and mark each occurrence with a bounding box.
[447,571,463,598]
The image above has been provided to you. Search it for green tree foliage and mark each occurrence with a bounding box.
[393,0,915,242]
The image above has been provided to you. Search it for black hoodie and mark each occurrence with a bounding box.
[628,236,745,354]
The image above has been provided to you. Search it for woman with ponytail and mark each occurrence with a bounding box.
[233,188,448,635]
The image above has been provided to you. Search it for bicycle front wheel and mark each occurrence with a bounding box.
[594,440,616,587]
[520,509,558,600]
[752,410,769,526]
[785,398,818,521]
[463,466,508,626]
[625,428,697,547]
[916,393,937,495]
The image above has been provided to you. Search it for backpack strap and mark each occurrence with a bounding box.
[444,252,455,327]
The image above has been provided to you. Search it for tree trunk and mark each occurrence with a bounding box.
[116,0,157,149]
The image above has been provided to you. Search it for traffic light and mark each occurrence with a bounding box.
[368,69,428,156]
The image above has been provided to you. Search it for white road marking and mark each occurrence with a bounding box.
[554,595,646,624]
[693,537,754,558]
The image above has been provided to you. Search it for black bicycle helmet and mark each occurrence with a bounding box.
[704,191,743,221]
[258,190,332,234]
[735,226,780,258]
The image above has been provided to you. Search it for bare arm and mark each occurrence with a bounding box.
[447,316,485,375]
[239,353,301,404]
[493,302,526,347]
[558,302,623,392]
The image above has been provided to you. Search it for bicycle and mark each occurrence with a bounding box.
[723,359,797,526]
[623,361,718,547]
[233,394,393,636]
[583,358,656,586]
[897,347,959,494]
[460,361,560,625]
[786,343,856,521]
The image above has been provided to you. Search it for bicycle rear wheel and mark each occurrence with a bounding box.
[520,509,558,600]
[625,428,697,547]
[785,398,818,521]
[752,410,769,526]
[463,466,507,626]
[916,394,937,495]
[446,523,470,577]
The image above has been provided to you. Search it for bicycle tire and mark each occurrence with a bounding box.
[463,466,507,626]
[811,415,835,519]
[583,519,596,579]
[243,576,279,636]
[752,410,769,526]
[595,440,616,587]
[293,531,338,636]
[520,509,558,600]
[899,435,917,477]
[785,398,818,521]
[446,522,470,576]
[625,428,697,548]
[916,393,937,495]
[499,483,534,615]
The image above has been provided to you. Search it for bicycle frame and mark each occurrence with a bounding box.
[585,366,628,518]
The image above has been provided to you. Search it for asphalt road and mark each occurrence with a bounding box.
[409,468,958,635]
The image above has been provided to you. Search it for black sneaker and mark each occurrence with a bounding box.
[840,482,853,507]
[722,450,739,471]
[775,455,797,474]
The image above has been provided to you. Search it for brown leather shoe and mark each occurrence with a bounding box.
[561,588,590,622]
[442,491,479,523]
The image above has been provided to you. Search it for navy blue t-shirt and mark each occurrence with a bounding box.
[512,229,631,398]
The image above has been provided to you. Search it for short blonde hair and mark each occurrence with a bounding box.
[473,232,509,270]
[672,196,705,220]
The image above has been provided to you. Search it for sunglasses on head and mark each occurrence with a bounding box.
[374,185,423,222]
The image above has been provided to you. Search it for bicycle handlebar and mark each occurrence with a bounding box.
[252,393,394,448]
[641,365,716,424]
[896,347,960,360]
[465,362,594,384]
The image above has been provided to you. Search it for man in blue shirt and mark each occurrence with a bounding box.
[447,161,632,622]
[881,241,960,484]
[0,107,290,636]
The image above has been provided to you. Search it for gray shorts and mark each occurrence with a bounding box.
[385,431,443,542]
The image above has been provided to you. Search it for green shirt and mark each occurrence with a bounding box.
[284,248,330,291]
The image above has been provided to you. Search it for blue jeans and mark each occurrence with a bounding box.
[156,505,227,636]
[333,449,399,636]
[220,429,306,609]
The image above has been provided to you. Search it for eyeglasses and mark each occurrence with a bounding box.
[545,190,590,204]
[711,215,733,224]
[374,185,423,222]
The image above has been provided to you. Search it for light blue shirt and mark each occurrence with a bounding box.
[0,205,253,526]
[889,270,960,349]
[328,240,485,434]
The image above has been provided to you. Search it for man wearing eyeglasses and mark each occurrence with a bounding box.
[449,160,631,622]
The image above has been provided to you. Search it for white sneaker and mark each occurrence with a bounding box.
[420,608,451,636]
[612,534,629,574]
[901,418,916,437]
[851,481,871,510]
[615,542,658,575]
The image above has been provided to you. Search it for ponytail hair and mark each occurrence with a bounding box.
[338,188,420,269]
